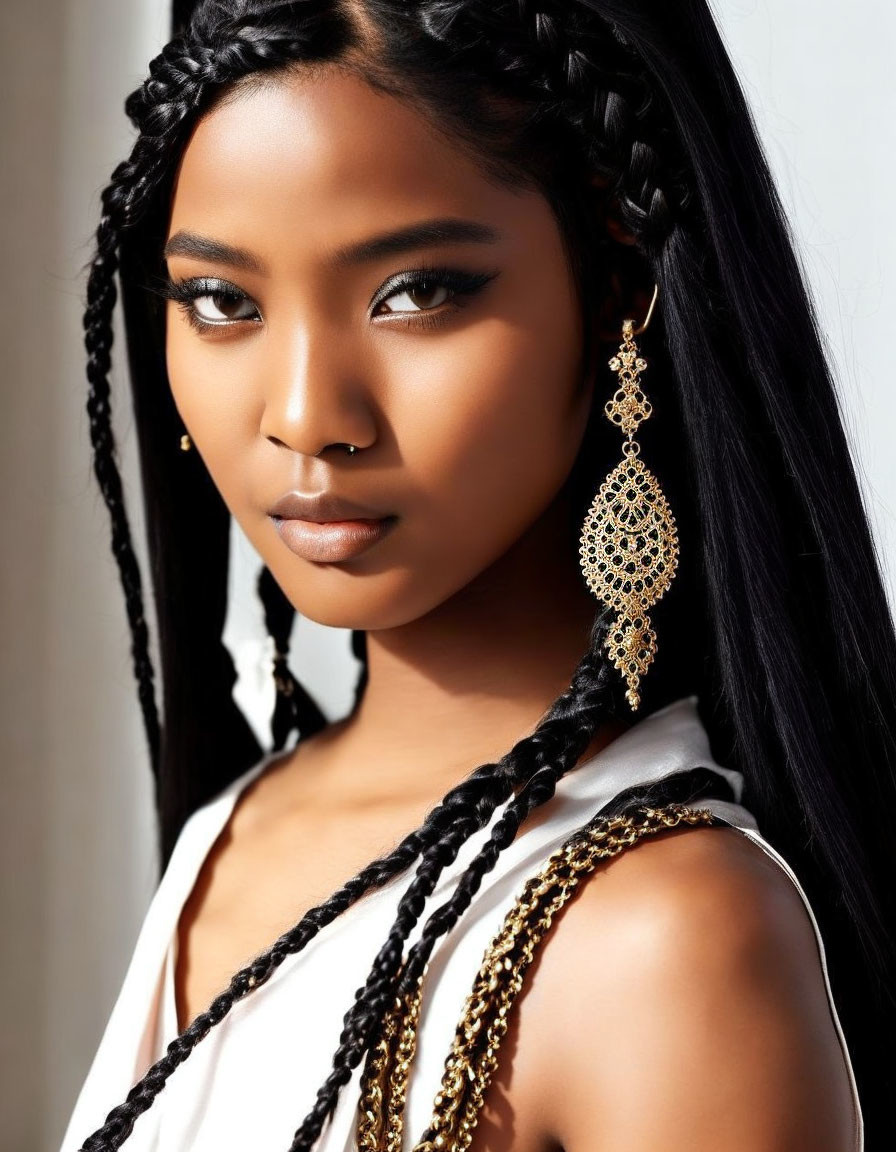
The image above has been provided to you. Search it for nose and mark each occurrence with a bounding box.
[259,318,376,457]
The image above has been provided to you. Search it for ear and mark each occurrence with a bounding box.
[589,174,654,344]
[591,176,639,248]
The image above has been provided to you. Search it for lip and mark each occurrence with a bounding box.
[272,516,397,562]
[267,490,391,523]
[267,490,397,563]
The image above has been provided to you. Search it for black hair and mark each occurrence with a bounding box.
[78,1,896,1147]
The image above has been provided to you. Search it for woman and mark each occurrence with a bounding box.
[62,1,894,1149]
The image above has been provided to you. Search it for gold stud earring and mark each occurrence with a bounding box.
[578,285,679,711]
[180,432,192,452]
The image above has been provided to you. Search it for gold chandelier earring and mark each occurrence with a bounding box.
[578,284,679,711]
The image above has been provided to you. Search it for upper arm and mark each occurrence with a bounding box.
[524,823,857,1152]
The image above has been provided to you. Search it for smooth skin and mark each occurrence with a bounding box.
[162,64,857,1150]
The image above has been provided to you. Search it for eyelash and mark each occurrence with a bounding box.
[156,266,498,335]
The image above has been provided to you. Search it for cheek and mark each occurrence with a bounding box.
[163,284,591,631]
[165,316,259,511]
[391,307,588,567]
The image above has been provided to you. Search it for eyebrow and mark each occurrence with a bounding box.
[163,232,265,273]
[162,217,501,275]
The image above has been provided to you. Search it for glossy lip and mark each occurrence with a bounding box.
[267,490,397,563]
[272,516,397,562]
[267,490,391,523]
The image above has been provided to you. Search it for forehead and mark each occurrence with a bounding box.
[166,65,536,257]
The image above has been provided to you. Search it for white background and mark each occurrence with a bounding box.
[1,1,893,1147]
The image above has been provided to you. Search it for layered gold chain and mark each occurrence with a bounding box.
[356,802,716,1151]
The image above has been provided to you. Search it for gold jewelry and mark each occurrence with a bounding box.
[180,432,192,451]
[356,803,715,1151]
[578,285,679,711]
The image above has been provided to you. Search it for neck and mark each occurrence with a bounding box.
[323,490,633,802]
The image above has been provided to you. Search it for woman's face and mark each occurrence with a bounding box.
[163,65,596,629]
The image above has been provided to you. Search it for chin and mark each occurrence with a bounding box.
[276,569,453,632]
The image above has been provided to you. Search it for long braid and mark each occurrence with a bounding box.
[78,745,522,1150]
[83,178,162,775]
[79,3,689,1149]
[82,5,354,788]
[81,33,220,778]
[257,564,328,748]
[79,665,600,1150]
[399,627,615,992]
[77,615,620,1151]
[286,621,618,1150]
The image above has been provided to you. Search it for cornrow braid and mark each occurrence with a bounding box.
[120,5,354,227]
[284,619,618,1151]
[257,564,328,749]
[414,0,694,260]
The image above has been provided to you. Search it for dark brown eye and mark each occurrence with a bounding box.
[379,281,451,313]
[192,291,257,324]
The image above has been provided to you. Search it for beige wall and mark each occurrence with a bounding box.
[1,3,167,1148]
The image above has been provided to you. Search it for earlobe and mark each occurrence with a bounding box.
[592,286,623,346]
[593,271,644,344]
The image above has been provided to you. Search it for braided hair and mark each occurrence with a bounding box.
[257,564,329,749]
[79,0,896,1146]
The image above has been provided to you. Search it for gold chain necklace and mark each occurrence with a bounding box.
[356,802,716,1151]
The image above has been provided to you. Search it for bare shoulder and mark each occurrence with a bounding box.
[518,821,858,1152]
